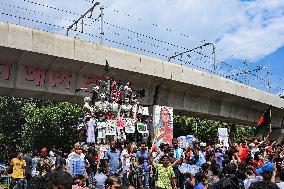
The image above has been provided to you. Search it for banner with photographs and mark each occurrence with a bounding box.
[153,105,174,147]
[218,128,229,147]
[137,122,148,134]
[124,118,135,133]
[105,120,117,136]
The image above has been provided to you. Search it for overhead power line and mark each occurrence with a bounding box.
[66,2,101,36]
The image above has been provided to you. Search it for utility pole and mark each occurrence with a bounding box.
[100,6,104,45]
[213,44,216,74]
[66,2,100,36]
[266,69,271,93]
[168,42,216,73]
[243,60,249,85]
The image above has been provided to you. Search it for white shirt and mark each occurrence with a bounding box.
[277,182,284,189]
[243,176,263,189]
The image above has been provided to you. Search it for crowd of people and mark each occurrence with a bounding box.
[1,130,284,189]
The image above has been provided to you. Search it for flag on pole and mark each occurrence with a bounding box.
[256,106,271,132]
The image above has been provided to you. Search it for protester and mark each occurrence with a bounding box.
[94,167,107,189]
[136,142,150,189]
[172,140,183,159]
[105,141,122,177]
[5,118,284,189]
[37,148,53,177]
[212,163,245,189]
[50,170,73,189]
[5,152,27,189]
[22,150,33,184]
[194,172,207,189]
[248,181,280,189]
[67,144,88,177]
[72,174,90,189]
[149,152,178,189]
[105,176,122,189]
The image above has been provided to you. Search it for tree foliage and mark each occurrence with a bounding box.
[0,96,83,163]
[22,101,83,153]
[173,115,255,144]
[0,96,27,162]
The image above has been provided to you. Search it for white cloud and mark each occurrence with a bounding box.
[1,0,284,62]
[103,0,284,62]
[216,0,284,61]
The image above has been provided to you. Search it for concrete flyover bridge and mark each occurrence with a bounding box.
[0,22,284,138]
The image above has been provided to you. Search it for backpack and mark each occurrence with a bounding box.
[214,174,244,189]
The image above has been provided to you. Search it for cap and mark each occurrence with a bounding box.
[85,113,92,118]
[249,143,255,147]
[200,142,206,147]
[41,148,47,153]
[256,162,274,174]
[216,144,222,148]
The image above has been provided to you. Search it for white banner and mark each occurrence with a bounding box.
[218,128,229,147]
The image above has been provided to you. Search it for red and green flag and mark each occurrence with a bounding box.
[256,106,271,132]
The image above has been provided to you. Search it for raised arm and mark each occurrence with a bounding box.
[264,130,272,142]
[171,157,182,167]
[149,149,154,167]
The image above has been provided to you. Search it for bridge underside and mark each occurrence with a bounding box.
[0,46,283,130]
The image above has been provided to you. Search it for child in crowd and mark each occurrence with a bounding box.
[72,174,90,189]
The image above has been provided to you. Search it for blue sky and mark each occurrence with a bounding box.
[0,0,283,95]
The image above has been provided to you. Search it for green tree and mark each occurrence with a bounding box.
[0,96,26,162]
[0,96,83,162]
[22,101,83,153]
[173,115,254,143]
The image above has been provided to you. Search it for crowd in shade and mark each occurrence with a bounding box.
[1,129,284,189]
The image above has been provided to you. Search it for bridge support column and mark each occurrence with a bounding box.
[270,128,284,143]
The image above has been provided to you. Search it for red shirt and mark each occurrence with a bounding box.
[238,146,249,162]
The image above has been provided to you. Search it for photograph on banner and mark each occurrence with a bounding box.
[97,122,106,139]
[153,105,174,146]
[178,136,187,149]
[105,120,117,136]
[218,128,228,137]
[99,146,109,159]
[218,128,229,147]
[137,122,148,134]
[117,117,126,130]
[124,118,135,133]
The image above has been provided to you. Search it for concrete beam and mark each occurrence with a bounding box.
[0,22,284,127]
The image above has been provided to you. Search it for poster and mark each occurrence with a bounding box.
[218,128,229,147]
[124,118,135,133]
[178,136,187,149]
[97,121,106,139]
[105,120,117,136]
[99,146,109,159]
[117,117,126,130]
[153,105,173,146]
[137,122,148,134]
[138,106,149,116]
[186,135,197,148]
